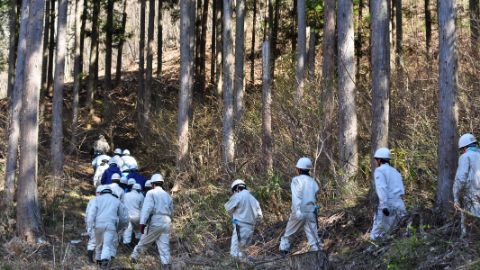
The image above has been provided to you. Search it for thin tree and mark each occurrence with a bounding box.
[177,0,195,169]
[143,0,155,133]
[138,0,146,126]
[222,0,235,168]
[199,0,209,90]
[355,0,363,81]
[70,0,83,152]
[337,0,358,183]
[79,0,87,72]
[116,0,129,84]
[104,0,114,92]
[215,0,223,96]
[210,0,216,84]
[262,40,273,173]
[86,0,100,111]
[41,0,51,93]
[249,0,257,84]
[7,0,18,98]
[470,0,480,51]
[46,0,55,95]
[307,27,316,81]
[4,0,30,205]
[436,0,458,213]
[17,0,45,242]
[370,0,390,172]
[51,0,68,179]
[157,0,163,77]
[425,0,432,55]
[234,0,246,122]
[295,0,306,102]
[395,0,402,68]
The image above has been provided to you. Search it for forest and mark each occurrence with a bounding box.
[0,0,479,268]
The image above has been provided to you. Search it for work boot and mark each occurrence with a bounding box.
[87,250,94,263]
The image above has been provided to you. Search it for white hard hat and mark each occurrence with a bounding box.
[108,158,117,165]
[129,164,138,170]
[100,185,112,193]
[120,175,128,184]
[150,173,165,183]
[111,173,121,180]
[96,185,104,193]
[121,165,130,172]
[374,148,391,159]
[128,178,136,185]
[145,180,152,188]
[114,148,122,155]
[458,133,477,149]
[133,183,142,190]
[123,149,130,155]
[296,157,313,170]
[231,179,246,189]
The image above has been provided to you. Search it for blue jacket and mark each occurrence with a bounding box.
[127,170,147,188]
[101,164,121,185]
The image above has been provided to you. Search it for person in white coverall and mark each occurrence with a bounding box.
[86,186,128,268]
[370,148,407,240]
[122,149,139,170]
[279,157,322,253]
[85,185,103,263]
[112,148,125,169]
[131,173,173,267]
[453,133,480,237]
[123,183,144,245]
[93,156,110,187]
[109,173,125,201]
[224,179,263,259]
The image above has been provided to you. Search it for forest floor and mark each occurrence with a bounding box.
[1,56,480,269]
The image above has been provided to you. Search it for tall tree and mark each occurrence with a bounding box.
[436,0,458,213]
[249,0,257,84]
[355,0,363,81]
[116,0,129,84]
[70,0,83,152]
[143,0,155,133]
[295,0,306,102]
[210,0,217,84]
[370,0,390,171]
[157,0,163,77]
[79,0,87,73]
[199,0,209,90]
[4,0,30,205]
[138,0,146,126]
[215,0,223,96]
[337,0,358,182]
[234,0,246,122]
[177,0,195,169]
[17,0,45,242]
[395,0,402,68]
[470,0,480,51]
[51,0,68,179]
[222,0,235,169]
[7,0,18,98]
[41,0,51,93]
[307,27,316,80]
[104,0,114,92]
[86,0,100,112]
[262,40,273,172]
[425,0,432,55]
[46,0,55,95]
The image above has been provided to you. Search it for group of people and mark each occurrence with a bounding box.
[84,132,480,267]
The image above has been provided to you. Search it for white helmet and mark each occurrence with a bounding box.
[111,173,121,181]
[108,157,118,165]
[96,185,104,193]
[458,133,477,149]
[150,173,165,184]
[129,164,138,171]
[296,157,313,170]
[231,179,246,190]
[145,180,152,188]
[114,148,122,155]
[121,164,130,172]
[133,183,142,190]
[374,148,391,159]
[100,185,112,193]
[128,178,136,185]
[120,175,128,184]
[123,149,131,156]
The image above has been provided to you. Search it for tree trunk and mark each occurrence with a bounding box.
[262,41,273,173]
[195,0,202,83]
[234,0,246,123]
[307,27,316,81]
[295,0,306,102]
[395,0,402,67]
[138,0,146,127]
[4,0,29,205]
[222,0,235,169]
[355,0,363,81]
[7,0,18,98]
[143,0,155,133]
[215,0,223,96]
[469,0,479,52]
[288,251,329,270]
[199,0,209,90]
[337,0,358,183]
[270,0,279,78]
[210,0,216,85]
[116,0,129,84]
[17,0,45,242]
[249,0,257,84]
[425,0,432,55]
[70,0,83,153]
[104,0,114,92]
[177,0,195,169]
[41,0,50,94]
[370,0,390,173]
[291,0,297,55]
[86,0,100,112]
[79,0,87,73]
[46,0,55,96]
[157,0,163,77]
[51,0,67,179]
[436,0,458,214]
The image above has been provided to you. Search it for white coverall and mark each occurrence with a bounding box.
[123,190,145,244]
[86,193,128,261]
[453,148,480,217]
[279,174,321,251]
[92,154,111,168]
[112,155,125,169]
[93,163,109,187]
[122,155,138,170]
[131,186,173,265]
[224,189,263,258]
[85,197,97,252]
[110,183,125,202]
[370,163,407,240]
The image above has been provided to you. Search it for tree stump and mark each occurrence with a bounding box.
[288,251,328,270]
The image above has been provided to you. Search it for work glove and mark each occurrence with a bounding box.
[139,224,146,234]
[382,208,390,216]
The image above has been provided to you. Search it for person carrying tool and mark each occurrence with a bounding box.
[370,148,407,240]
[224,179,263,260]
[131,173,173,268]
[454,133,480,237]
[279,157,322,253]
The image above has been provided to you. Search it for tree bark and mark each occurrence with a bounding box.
[79,0,87,73]
[355,0,363,81]
[70,0,83,153]
[143,0,155,133]
[291,0,297,55]
[17,0,45,242]
[104,0,114,92]
[234,0,246,123]
[177,0,195,169]
[436,0,458,213]
[7,0,18,98]
[199,0,209,90]
[270,0,279,78]
[195,0,202,83]
[138,0,146,127]
[469,0,479,52]
[262,41,273,173]
[157,0,163,77]
[51,0,67,179]
[215,0,223,96]
[86,0,100,112]
[210,0,216,85]
[222,0,235,169]
[46,0,55,96]
[425,0,432,55]
[249,0,257,84]
[288,251,329,270]
[307,27,316,81]
[337,0,358,183]
[295,0,306,102]
[4,0,29,205]
[370,0,390,173]
[41,0,50,94]
[116,0,129,84]
[395,0,402,67]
